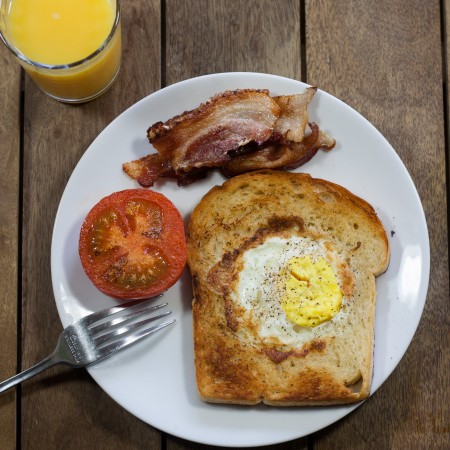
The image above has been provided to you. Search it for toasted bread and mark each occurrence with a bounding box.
[187,170,389,405]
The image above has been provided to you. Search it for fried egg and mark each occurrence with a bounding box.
[230,236,353,347]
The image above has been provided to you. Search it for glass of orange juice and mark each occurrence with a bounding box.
[0,0,121,103]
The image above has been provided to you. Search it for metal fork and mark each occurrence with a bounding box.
[0,297,174,393]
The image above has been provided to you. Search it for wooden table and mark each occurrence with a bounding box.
[1,1,449,448]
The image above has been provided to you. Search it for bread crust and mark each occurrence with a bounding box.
[187,170,390,405]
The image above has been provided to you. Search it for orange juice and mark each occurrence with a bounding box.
[3,0,121,102]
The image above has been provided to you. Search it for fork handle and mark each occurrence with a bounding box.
[0,353,59,394]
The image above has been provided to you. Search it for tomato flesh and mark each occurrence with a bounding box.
[79,189,186,300]
[103,249,168,289]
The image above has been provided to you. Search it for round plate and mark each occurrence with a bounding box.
[51,72,430,447]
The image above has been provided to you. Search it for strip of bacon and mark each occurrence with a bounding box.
[122,153,174,187]
[273,87,317,143]
[220,123,336,177]
[122,153,210,187]
[147,89,281,172]
[123,88,333,186]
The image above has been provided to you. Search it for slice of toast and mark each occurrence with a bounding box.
[187,170,390,405]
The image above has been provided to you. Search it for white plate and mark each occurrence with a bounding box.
[51,72,430,447]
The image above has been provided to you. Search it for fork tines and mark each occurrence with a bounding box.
[87,297,174,351]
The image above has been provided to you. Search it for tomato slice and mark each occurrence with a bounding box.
[79,189,187,300]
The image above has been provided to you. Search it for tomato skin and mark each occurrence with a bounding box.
[79,189,187,300]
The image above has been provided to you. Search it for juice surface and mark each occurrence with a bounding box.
[7,0,116,65]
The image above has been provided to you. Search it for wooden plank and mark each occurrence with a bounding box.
[164,1,307,449]
[0,39,21,450]
[164,0,301,86]
[19,2,162,449]
[306,0,449,448]
[446,1,450,230]
[167,437,307,450]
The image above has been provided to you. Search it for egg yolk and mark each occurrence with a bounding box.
[281,256,342,327]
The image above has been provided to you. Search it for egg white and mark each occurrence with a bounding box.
[230,236,350,347]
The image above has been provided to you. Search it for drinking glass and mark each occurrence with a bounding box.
[0,0,122,103]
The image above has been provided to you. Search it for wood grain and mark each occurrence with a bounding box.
[0,39,21,450]
[164,0,301,86]
[307,0,449,448]
[446,0,450,233]
[19,2,163,449]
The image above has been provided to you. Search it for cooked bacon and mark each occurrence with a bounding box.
[122,153,174,187]
[220,122,336,177]
[273,87,317,143]
[147,89,281,172]
[122,154,210,187]
[123,88,334,187]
